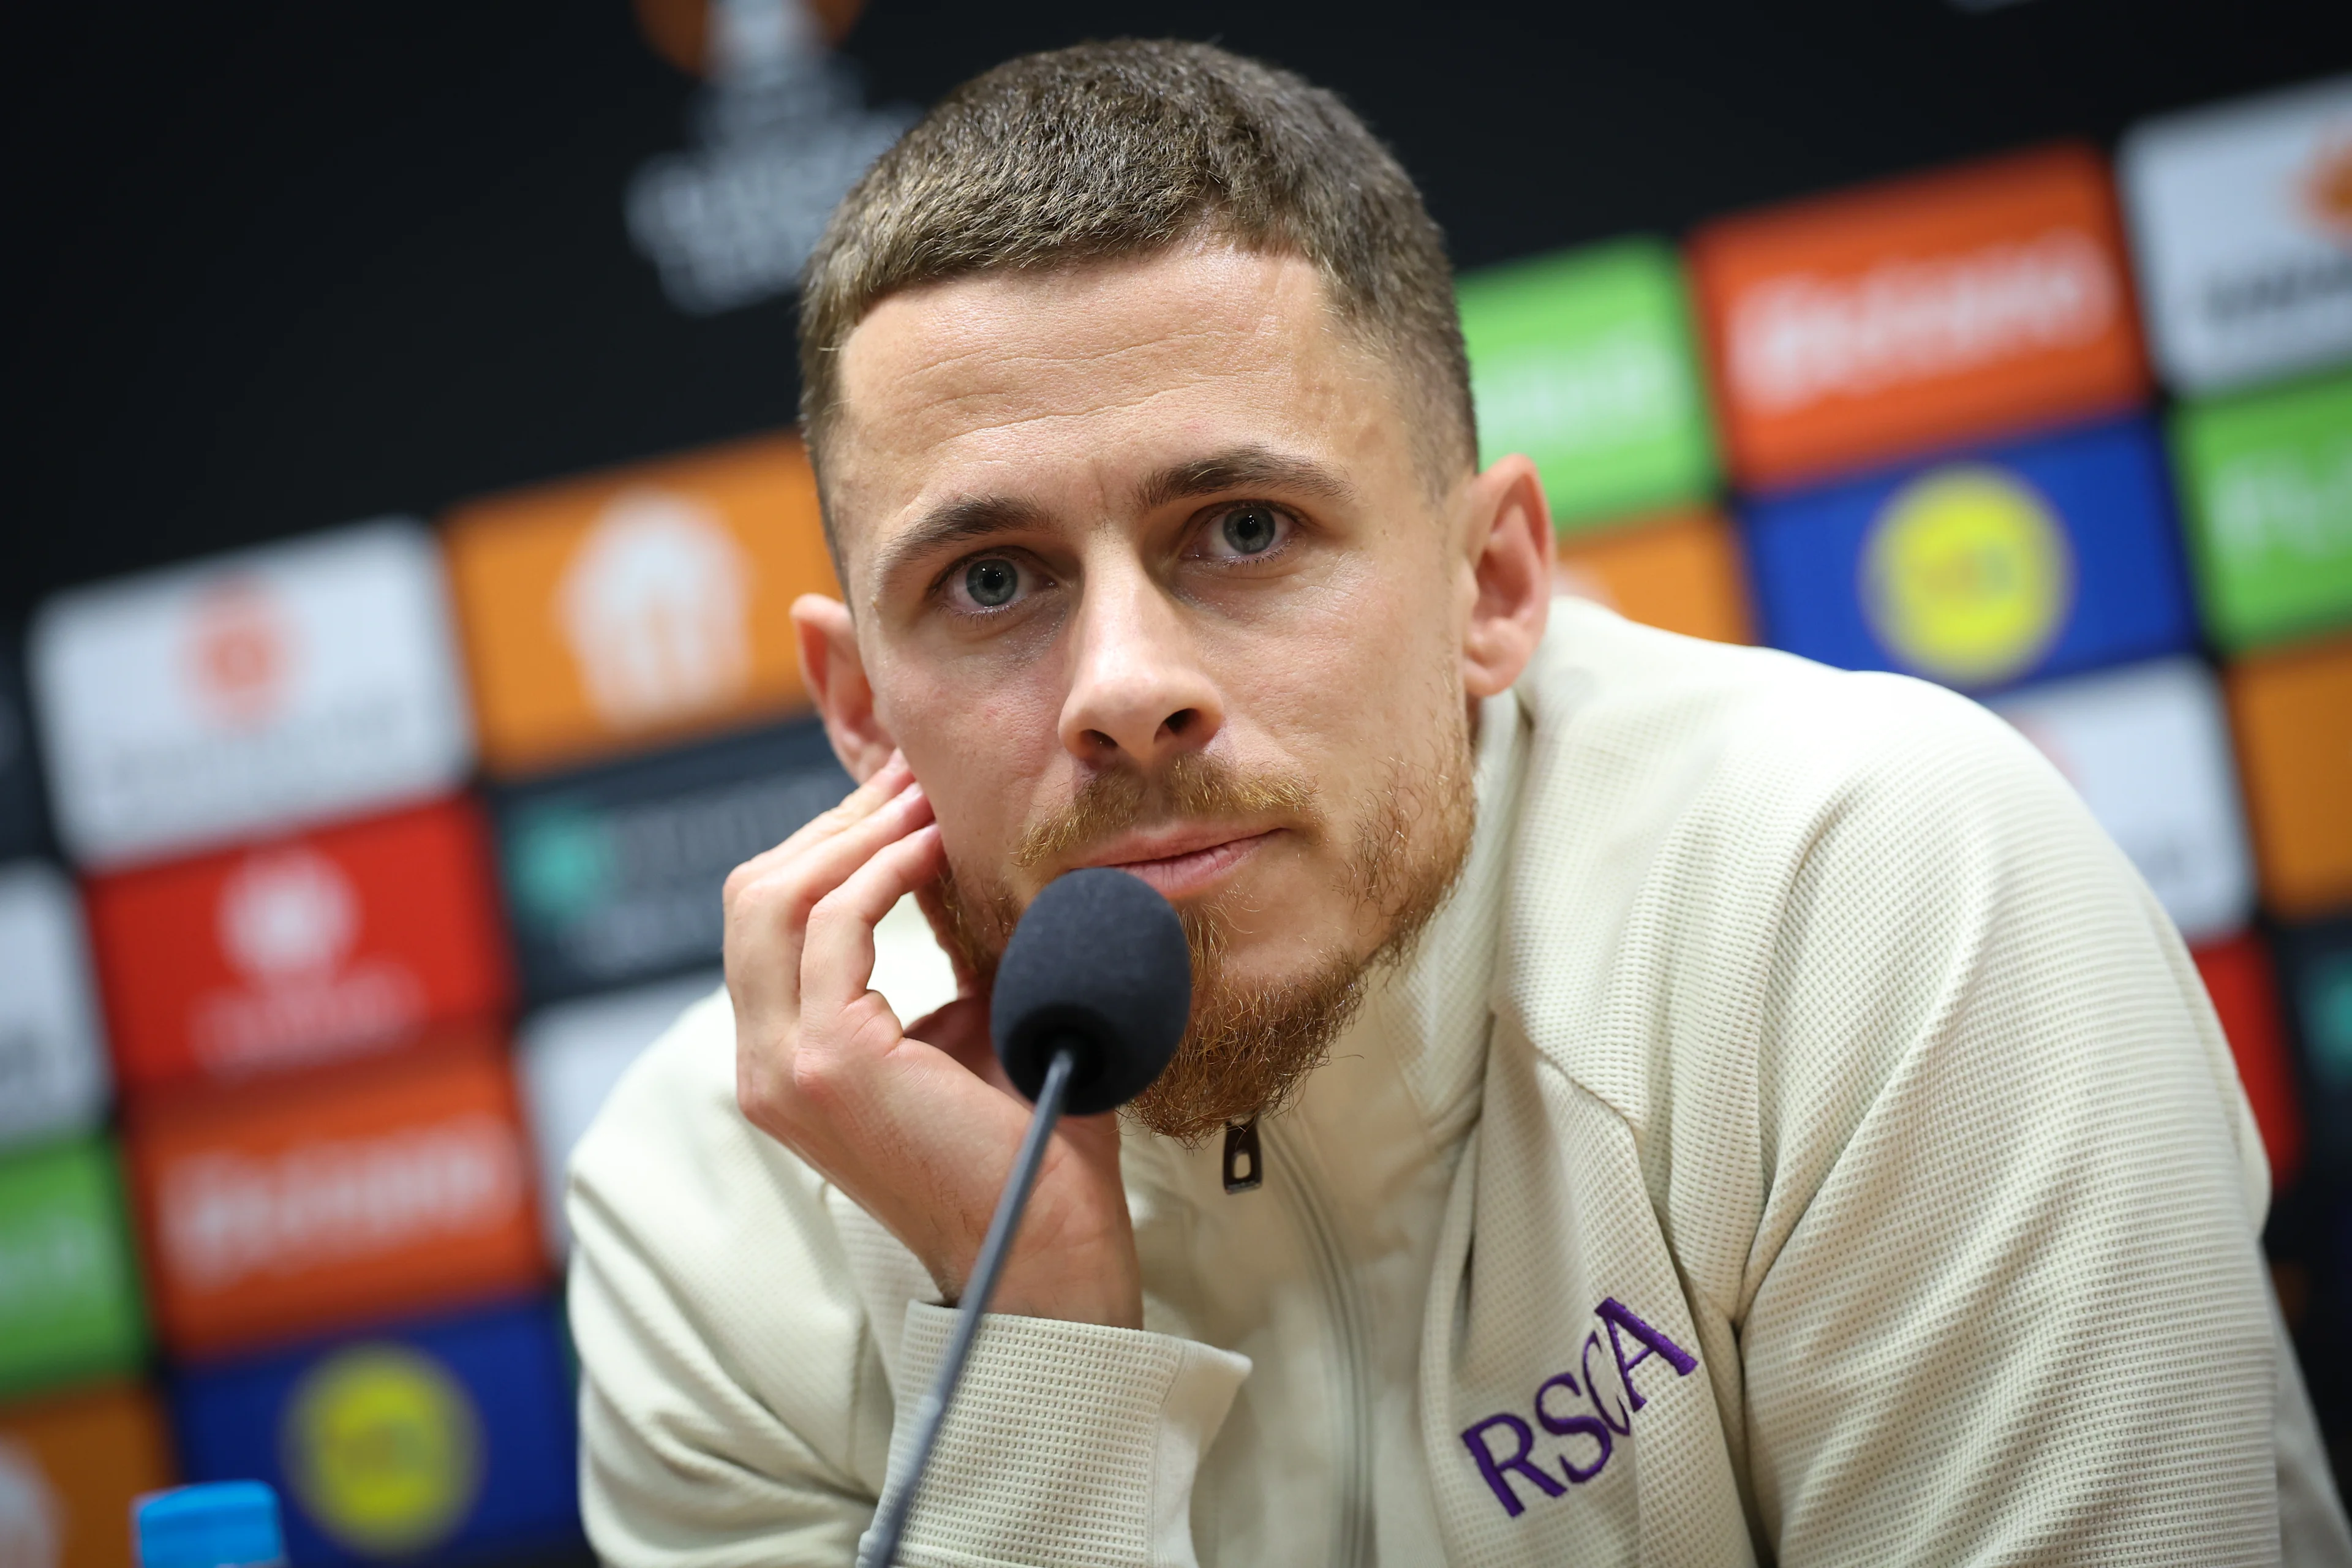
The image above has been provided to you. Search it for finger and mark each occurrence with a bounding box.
[799,821,949,1027]
[728,752,913,890]
[725,778,934,981]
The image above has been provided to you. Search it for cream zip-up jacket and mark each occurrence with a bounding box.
[569,602,2352,1567]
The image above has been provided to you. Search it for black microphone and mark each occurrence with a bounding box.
[864,868,1191,1567]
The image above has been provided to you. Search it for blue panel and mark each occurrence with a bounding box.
[1741,417,2199,693]
[491,718,850,1006]
[173,1297,582,1568]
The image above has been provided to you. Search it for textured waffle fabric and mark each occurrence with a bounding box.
[569,601,2350,1566]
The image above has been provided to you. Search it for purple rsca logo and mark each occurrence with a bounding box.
[1459,1296,1699,1516]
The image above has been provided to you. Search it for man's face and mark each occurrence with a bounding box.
[814,243,1523,1137]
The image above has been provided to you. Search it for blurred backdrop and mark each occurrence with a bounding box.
[3,1,2350,1562]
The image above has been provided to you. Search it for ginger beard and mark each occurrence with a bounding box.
[935,708,1478,1147]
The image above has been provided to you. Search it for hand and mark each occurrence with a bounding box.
[724,753,1143,1328]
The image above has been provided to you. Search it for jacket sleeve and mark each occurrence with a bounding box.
[1727,688,2347,1565]
[568,990,1251,1568]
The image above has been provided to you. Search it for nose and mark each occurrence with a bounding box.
[1057,558,1224,770]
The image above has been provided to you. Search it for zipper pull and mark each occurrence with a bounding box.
[1222,1118,1263,1194]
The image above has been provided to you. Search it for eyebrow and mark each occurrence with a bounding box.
[870,444,1357,595]
[1132,445,1357,513]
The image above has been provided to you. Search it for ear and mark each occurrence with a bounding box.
[791,594,899,782]
[1457,454,1555,699]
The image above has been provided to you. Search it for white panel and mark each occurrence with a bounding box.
[518,971,722,1257]
[29,519,473,868]
[1991,657,2254,944]
[2122,75,2352,393]
[0,861,110,1147]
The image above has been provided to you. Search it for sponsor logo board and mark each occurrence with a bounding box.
[28,521,473,870]
[2171,368,2352,654]
[1691,145,2148,490]
[0,863,109,1151]
[173,1298,580,1568]
[0,1139,146,1401]
[1551,509,1754,644]
[1458,239,1719,531]
[85,799,513,1093]
[1743,417,2196,691]
[2122,75,2352,393]
[1991,657,2254,944]
[0,1384,175,1568]
[518,971,720,1256]
[2280,916,2352,1179]
[2190,933,2304,1188]
[126,1039,545,1359]
[2226,636,2352,918]
[0,647,45,862]
[492,720,848,1003]
[443,433,836,777]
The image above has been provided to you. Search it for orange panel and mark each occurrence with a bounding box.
[0,1382,175,1568]
[443,433,837,777]
[2228,637,2352,919]
[125,1036,546,1360]
[1690,144,2149,490]
[1552,508,1754,644]
[2192,933,2304,1189]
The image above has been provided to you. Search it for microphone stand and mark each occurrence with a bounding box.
[864,1045,1077,1567]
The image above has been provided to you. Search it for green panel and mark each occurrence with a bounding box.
[2171,369,2352,655]
[0,1136,147,1398]
[1458,237,1719,534]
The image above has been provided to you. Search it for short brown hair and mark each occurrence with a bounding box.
[797,39,1476,526]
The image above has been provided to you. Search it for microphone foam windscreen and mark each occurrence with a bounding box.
[989,867,1191,1115]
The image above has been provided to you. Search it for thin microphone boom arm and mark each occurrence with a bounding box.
[862,1044,1077,1568]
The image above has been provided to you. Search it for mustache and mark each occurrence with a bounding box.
[1010,752,1324,871]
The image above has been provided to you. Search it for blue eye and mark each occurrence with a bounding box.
[1217,506,1283,557]
[964,558,1020,607]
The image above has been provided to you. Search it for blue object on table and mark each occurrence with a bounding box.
[1741,415,2196,694]
[172,1296,581,1567]
[135,1481,287,1568]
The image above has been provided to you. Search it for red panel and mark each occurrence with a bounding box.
[85,797,513,1093]
[2193,932,2305,1190]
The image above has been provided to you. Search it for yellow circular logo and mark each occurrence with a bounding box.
[281,1345,484,1556]
[1861,464,2073,687]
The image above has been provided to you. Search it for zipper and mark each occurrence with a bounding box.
[1265,1117,1374,1568]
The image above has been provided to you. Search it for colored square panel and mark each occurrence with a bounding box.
[2171,369,2352,655]
[0,1382,176,1568]
[2280,916,2352,1178]
[85,799,513,1094]
[1742,416,2196,693]
[443,432,837,778]
[1690,144,2149,491]
[517,971,717,1257]
[173,1298,581,1568]
[2121,75,2352,394]
[0,862,110,1151]
[29,522,474,872]
[490,719,848,1005]
[1458,239,1719,531]
[1551,508,1754,644]
[0,640,48,861]
[1991,658,2253,944]
[2191,932,2304,1188]
[125,1039,546,1361]
[0,1138,147,1401]
[2227,635,2352,918]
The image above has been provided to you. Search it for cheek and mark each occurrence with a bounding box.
[874,658,1063,858]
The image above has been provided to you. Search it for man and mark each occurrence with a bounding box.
[568,39,2349,1567]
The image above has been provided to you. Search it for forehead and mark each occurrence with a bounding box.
[824,246,1414,582]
